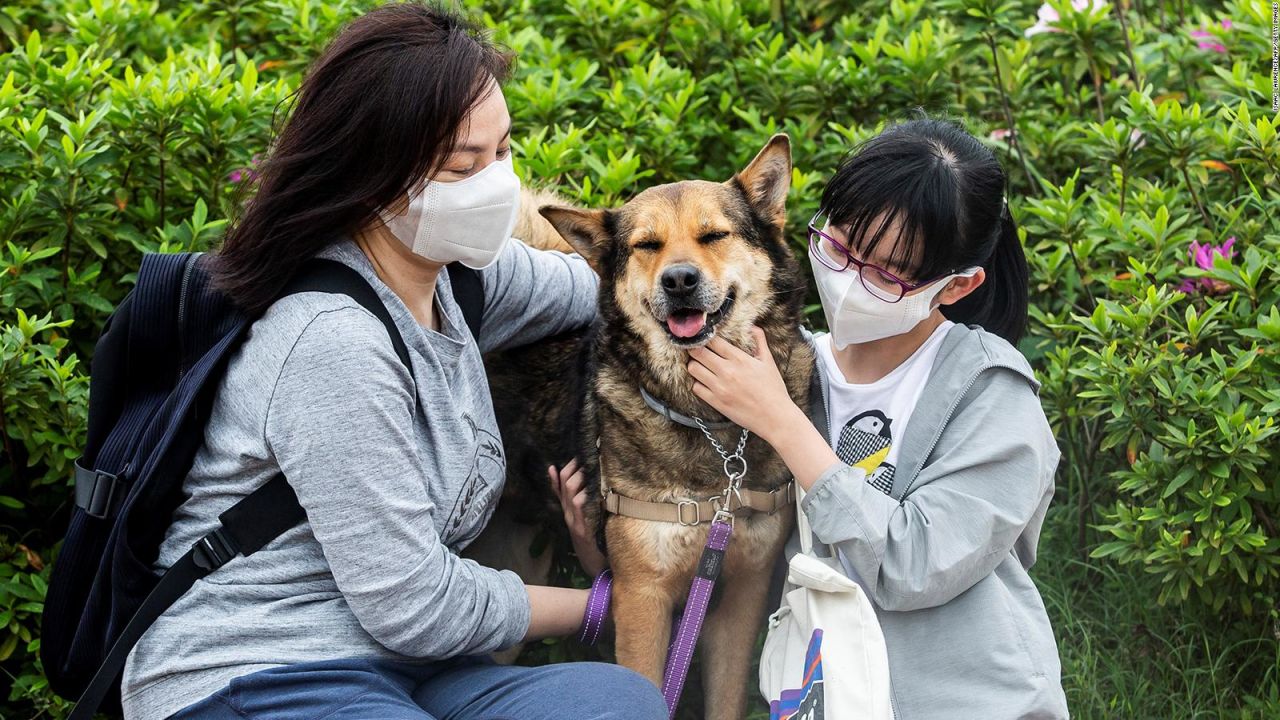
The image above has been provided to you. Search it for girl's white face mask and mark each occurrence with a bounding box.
[379,156,521,269]
[810,244,976,348]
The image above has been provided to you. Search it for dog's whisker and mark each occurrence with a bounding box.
[758,285,809,298]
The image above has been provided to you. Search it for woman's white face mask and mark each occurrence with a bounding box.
[379,155,521,269]
[809,241,977,348]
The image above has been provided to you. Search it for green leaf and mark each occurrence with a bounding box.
[0,633,16,662]
[1162,468,1195,499]
[25,30,41,63]
[1090,541,1131,559]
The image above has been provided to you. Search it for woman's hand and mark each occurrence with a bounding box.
[687,327,801,444]
[548,459,608,578]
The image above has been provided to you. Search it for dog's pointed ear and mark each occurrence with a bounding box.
[733,133,792,225]
[538,206,611,273]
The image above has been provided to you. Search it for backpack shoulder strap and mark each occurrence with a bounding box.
[285,258,414,372]
[288,258,485,348]
[446,263,485,340]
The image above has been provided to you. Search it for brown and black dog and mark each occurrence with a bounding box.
[484,135,813,719]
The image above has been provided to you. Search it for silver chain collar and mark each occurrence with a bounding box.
[693,418,750,524]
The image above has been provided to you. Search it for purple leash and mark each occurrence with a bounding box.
[581,423,749,719]
[661,517,734,717]
[579,569,613,646]
[578,520,737,719]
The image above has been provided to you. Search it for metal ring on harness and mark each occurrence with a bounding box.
[722,454,747,482]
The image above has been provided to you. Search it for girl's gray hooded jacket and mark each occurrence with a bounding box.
[794,324,1069,719]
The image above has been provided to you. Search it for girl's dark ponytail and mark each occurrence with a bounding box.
[943,205,1029,344]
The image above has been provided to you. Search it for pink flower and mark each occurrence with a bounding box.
[1190,237,1235,270]
[990,128,1012,141]
[1129,128,1146,150]
[227,154,264,184]
[1177,237,1236,295]
[227,168,260,183]
[1189,20,1231,53]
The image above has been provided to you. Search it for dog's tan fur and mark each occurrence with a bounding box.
[515,187,576,253]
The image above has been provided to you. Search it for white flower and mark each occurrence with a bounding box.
[1025,0,1106,37]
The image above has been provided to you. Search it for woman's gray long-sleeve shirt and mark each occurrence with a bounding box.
[121,238,598,720]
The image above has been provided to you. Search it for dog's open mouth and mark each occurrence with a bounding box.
[662,290,736,346]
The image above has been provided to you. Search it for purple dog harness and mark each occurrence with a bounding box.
[581,422,750,718]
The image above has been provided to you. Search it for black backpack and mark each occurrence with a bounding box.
[41,250,484,720]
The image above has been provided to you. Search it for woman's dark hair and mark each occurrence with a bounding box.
[819,117,1029,343]
[214,2,512,313]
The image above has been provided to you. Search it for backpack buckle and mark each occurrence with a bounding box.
[192,528,238,571]
[73,461,122,520]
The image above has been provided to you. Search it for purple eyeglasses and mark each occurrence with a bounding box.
[807,210,955,303]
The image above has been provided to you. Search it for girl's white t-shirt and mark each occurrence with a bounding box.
[818,321,953,585]
[818,320,954,496]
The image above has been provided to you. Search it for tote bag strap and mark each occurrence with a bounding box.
[797,480,877,601]
[794,484,838,557]
[796,484,813,555]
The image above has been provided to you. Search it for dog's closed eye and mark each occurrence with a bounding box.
[634,239,663,252]
[698,231,729,244]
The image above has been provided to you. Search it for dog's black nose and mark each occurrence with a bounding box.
[661,264,701,295]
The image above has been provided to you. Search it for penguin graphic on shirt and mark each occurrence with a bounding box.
[835,409,897,495]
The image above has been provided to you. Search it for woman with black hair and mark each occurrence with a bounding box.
[685,118,1070,718]
[119,4,664,719]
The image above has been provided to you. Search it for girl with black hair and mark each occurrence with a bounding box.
[686,118,1069,718]
[119,3,664,719]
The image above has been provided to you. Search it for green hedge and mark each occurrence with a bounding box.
[2,0,1277,717]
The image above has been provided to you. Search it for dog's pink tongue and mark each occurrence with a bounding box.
[667,311,707,338]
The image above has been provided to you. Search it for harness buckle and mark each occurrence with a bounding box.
[676,500,701,526]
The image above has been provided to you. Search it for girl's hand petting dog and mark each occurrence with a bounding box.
[687,326,841,491]
[548,459,608,578]
[687,327,797,441]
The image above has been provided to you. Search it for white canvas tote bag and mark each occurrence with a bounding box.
[759,486,893,719]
